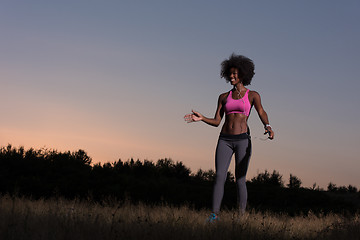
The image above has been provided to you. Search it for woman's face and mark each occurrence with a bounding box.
[229,67,240,85]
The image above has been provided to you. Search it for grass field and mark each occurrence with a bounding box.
[0,195,359,240]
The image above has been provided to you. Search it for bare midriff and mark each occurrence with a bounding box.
[221,113,248,135]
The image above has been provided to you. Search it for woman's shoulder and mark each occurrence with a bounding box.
[248,90,262,103]
[248,90,260,97]
[219,91,231,98]
[217,91,230,104]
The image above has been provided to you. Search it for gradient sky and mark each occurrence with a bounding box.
[1,1,360,189]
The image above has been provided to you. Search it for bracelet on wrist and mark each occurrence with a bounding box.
[265,124,272,129]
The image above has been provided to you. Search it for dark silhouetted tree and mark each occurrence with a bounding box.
[251,170,284,187]
[347,185,358,193]
[327,182,337,192]
[287,174,302,189]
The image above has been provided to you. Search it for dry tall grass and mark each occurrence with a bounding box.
[0,195,359,240]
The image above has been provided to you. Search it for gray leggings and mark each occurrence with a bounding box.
[212,133,252,213]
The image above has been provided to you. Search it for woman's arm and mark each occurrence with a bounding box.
[252,91,274,139]
[184,94,225,127]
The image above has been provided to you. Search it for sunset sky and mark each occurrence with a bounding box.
[1,1,359,189]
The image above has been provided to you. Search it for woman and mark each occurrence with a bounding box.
[184,54,274,221]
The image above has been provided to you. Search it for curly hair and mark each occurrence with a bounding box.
[220,53,255,86]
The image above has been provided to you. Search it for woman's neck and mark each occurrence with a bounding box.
[234,83,245,91]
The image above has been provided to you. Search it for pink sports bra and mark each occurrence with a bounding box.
[224,89,251,116]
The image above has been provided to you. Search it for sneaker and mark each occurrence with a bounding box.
[207,213,219,223]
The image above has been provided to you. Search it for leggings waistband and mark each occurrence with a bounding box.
[219,132,250,140]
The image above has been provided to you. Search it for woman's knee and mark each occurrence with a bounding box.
[215,172,228,185]
[236,176,246,186]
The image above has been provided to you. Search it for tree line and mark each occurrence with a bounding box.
[0,144,359,215]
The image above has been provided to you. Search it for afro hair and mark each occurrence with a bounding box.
[220,53,255,86]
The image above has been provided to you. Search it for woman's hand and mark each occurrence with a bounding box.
[264,126,274,140]
[184,110,203,123]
